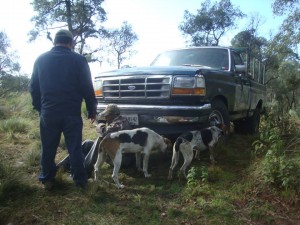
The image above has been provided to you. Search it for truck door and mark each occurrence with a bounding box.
[232,51,251,112]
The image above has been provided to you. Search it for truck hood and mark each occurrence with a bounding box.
[95,66,202,78]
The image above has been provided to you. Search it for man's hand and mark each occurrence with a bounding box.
[89,113,96,124]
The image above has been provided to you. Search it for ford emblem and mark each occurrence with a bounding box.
[128,85,136,90]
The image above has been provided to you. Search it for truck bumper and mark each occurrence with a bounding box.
[96,103,211,135]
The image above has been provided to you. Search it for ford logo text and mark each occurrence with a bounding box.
[128,85,136,90]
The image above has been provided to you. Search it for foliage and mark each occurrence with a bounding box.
[0,31,26,96]
[0,31,21,78]
[0,74,30,96]
[29,0,107,55]
[253,110,300,191]
[271,0,300,56]
[179,0,245,46]
[187,166,208,188]
[0,159,27,203]
[0,118,29,134]
[264,34,300,115]
[231,30,267,54]
[105,21,139,69]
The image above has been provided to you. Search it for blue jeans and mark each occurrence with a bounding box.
[39,114,87,186]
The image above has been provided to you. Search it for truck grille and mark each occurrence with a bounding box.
[102,75,171,99]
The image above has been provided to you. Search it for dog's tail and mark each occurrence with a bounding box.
[174,136,185,152]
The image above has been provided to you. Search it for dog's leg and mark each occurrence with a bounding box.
[94,151,105,181]
[135,152,142,172]
[112,152,124,188]
[194,148,200,160]
[209,146,216,165]
[168,151,179,180]
[142,153,151,178]
[179,143,193,179]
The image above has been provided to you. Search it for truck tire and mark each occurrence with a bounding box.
[245,108,260,134]
[234,108,260,135]
[209,99,230,130]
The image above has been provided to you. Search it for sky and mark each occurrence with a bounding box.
[0,0,285,77]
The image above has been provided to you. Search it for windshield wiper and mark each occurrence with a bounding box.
[182,64,212,68]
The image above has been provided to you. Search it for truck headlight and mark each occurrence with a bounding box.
[172,75,206,95]
[94,79,103,97]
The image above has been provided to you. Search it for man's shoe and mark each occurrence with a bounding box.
[43,181,54,191]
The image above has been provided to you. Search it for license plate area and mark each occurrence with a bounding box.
[124,114,139,125]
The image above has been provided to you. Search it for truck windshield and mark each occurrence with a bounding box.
[151,48,229,70]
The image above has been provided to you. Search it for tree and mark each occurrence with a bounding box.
[272,0,300,55]
[278,61,300,110]
[0,31,20,77]
[231,14,267,54]
[260,0,300,115]
[179,0,245,46]
[231,14,268,75]
[29,0,107,55]
[105,22,138,69]
[0,31,28,96]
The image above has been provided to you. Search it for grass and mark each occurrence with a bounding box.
[0,92,300,225]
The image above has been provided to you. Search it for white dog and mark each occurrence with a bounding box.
[168,125,225,180]
[94,127,172,188]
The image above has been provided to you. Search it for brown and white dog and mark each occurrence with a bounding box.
[94,127,172,188]
[168,124,225,180]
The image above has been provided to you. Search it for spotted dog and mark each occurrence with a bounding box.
[94,127,172,188]
[168,125,225,180]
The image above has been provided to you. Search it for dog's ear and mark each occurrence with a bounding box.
[216,123,226,131]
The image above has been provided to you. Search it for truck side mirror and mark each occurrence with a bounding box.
[235,65,246,73]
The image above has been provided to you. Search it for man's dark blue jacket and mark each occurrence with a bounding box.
[30,46,97,118]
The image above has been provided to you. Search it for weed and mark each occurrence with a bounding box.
[25,147,40,168]
[0,117,29,134]
[253,113,300,192]
[187,165,208,188]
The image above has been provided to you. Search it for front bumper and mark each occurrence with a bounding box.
[96,103,211,135]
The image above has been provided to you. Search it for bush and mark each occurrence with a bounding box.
[187,166,209,188]
[0,118,29,133]
[253,110,300,192]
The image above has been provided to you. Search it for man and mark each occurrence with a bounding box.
[57,104,132,178]
[29,29,97,190]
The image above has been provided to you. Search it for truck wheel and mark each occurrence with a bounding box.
[245,108,260,134]
[233,120,246,134]
[209,99,230,130]
[234,108,260,135]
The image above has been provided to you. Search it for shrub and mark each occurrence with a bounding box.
[187,166,208,188]
[0,118,29,133]
[253,110,300,192]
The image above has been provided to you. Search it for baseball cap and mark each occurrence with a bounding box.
[54,29,73,44]
[99,104,120,117]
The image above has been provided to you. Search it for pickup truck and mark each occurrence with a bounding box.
[93,46,266,136]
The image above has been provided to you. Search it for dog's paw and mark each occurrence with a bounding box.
[211,160,217,166]
[145,174,152,178]
[116,184,125,189]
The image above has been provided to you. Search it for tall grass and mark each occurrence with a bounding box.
[253,110,300,192]
[0,117,30,141]
[0,118,29,133]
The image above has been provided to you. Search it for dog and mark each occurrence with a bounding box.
[168,124,225,180]
[94,127,172,188]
